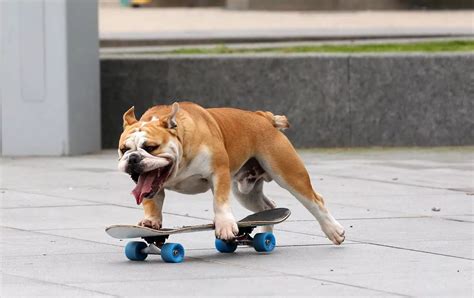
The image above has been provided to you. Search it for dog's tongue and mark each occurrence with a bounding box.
[131,170,157,205]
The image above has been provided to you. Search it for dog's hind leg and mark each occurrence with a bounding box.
[232,179,276,232]
[257,133,345,245]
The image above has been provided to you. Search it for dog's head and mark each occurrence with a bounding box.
[118,103,181,205]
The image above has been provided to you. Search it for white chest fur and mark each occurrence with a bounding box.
[165,146,214,194]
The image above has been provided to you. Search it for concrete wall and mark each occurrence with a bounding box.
[101,53,473,149]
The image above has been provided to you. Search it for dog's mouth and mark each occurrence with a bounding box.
[131,163,173,205]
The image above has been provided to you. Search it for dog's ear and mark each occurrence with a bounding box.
[123,106,138,128]
[164,102,179,129]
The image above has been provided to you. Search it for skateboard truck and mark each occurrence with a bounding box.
[135,235,186,262]
[139,240,184,259]
[125,237,185,263]
[140,235,168,254]
[215,225,276,253]
[143,235,169,247]
[140,243,161,255]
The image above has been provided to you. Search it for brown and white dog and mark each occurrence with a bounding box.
[118,102,345,245]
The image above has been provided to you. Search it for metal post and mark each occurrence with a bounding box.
[0,0,100,156]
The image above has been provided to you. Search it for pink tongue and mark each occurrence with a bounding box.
[131,170,157,205]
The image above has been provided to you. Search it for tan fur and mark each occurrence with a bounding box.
[140,200,161,229]
[255,111,290,131]
[118,102,345,244]
[123,106,137,128]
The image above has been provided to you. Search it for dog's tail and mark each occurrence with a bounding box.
[255,111,290,131]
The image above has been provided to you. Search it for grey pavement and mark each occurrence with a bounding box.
[1,148,473,297]
[99,7,474,46]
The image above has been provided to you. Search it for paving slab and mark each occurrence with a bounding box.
[1,274,113,298]
[69,274,382,297]
[0,227,118,258]
[1,190,102,209]
[1,148,473,297]
[280,217,473,259]
[191,244,472,297]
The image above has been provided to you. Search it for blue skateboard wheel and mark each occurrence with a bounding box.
[161,243,185,263]
[215,239,238,253]
[125,241,148,261]
[253,233,276,252]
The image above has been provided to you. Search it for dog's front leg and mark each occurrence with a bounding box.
[138,190,165,229]
[212,167,238,240]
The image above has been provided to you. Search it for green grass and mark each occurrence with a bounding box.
[151,40,474,55]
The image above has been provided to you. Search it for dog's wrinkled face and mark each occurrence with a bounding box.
[118,104,181,205]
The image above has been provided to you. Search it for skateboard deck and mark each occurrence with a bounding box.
[106,208,291,239]
[106,208,290,263]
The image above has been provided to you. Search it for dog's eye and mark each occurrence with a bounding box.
[120,147,129,155]
[143,145,159,153]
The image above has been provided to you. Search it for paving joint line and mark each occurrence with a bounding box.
[310,172,470,193]
[287,215,432,222]
[1,188,213,222]
[185,242,364,252]
[1,243,364,259]
[67,273,286,285]
[1,203,109,210]
[440,217,474,223]
[349,239,474,261]
[0,188,133,209]
[0,226,123,248]
[0,272,119,298]
[275,228,473,261]
[288,216,474,224]
[7,225,468,262]
[2,251,120,259]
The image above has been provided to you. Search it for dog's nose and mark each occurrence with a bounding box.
[129,153,140,164]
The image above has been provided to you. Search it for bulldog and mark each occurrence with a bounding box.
[118,102,345,244]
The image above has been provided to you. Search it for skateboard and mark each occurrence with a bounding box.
[105,208,291,263]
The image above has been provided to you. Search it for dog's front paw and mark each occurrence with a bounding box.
[138,217,162,230]
[214,213,238,240]
[322,219,345,245]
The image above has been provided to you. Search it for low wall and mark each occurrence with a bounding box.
[101,53,473,149]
